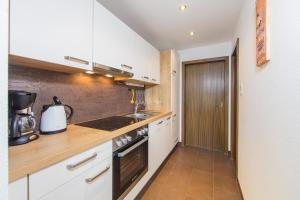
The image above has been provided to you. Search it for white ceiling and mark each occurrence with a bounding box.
[98,0,243,50]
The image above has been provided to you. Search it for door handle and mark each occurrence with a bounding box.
[118,137,148,157]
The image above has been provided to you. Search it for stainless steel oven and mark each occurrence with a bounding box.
[113,126,149,200]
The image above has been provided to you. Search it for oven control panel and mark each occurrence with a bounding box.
[113,125,148,151]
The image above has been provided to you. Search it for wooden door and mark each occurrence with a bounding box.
[185,61,225,151]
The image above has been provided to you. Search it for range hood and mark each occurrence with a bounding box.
[93,63,134,78]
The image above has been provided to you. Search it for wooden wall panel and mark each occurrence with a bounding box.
[8,65,133,125]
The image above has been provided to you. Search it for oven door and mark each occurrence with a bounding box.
[113,136,148,200]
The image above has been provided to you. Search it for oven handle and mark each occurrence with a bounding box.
[118,136,149,158]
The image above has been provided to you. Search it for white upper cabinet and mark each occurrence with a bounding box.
[93,0,135,72]
[93,0,160,84]
[10,0,93,71]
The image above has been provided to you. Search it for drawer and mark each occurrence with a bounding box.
[39,157,112,200]
[30,141,112,200]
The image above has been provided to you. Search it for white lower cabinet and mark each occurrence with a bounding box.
[9,177,28,200]
[39,158,112,200]
[29,141,112,200]
[172,114,179,148]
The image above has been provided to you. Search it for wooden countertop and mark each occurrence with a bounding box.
[9,111,172,183]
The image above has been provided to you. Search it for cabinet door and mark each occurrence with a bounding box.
[9,177,27,200]
[10,0,93,70]
[149,119,164,173]
[172,114,178,147]
[165,116,173,155]
[93,0,134,73]
[148,47,160,84]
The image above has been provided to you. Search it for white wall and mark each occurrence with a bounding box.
[179,41,232,62]
[178,42,232,148]
[0,0,9,199]
[233,0,300,199]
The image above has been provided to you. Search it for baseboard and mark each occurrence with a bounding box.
[237,177,244,200]
[135,143,179,200]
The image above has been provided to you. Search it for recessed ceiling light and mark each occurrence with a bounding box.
[179,4,187,11]
[85,70,95,74]
[190,31,195,36]
[105,74,113,78]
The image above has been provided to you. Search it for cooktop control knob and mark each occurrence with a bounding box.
[115,140,123,147]
[121,137,128,144]
[125,135,132,141]
[144,127,148,132]
[137,130,143,136]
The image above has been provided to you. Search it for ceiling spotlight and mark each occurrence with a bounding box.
[179,4,187,11]
[190,31,195,36]
[85,70,95,74]
[105,74,113,78]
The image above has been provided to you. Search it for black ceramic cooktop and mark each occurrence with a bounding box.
[76,116,144,131]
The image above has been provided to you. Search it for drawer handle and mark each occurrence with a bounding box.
[143,76,149,80]
[66,153,97,170]
[85,166,110,184]
[121,64,133,70]
[167,116,171,120]
[173,70,177,74]
[173,114,176,117]
[64,56,89,65]
[151,78,157,81]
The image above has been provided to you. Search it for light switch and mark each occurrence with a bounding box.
[239,81,244,96]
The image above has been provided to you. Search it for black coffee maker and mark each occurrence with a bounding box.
[9,90,39,146]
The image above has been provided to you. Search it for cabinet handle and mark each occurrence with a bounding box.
[85,166,110,184]
[167,116,171,120]
[121,64,133,70]
[66,153,97,170]
[151,78,157,82]
[173,114,176,117]
[64,56,89,65]
[143,76,149,80]
[173,70,177,74]
[157,121,163,125]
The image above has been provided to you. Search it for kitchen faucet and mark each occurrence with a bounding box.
[134,103,139,114]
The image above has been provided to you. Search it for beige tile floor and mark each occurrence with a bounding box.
[140,146,243,200]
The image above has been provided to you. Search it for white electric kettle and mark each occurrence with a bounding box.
[40,96,74,134]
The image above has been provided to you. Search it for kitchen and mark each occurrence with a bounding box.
[1,0,300,200]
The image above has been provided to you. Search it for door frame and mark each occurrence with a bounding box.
[231,39,240,174]
[182,56,229,152]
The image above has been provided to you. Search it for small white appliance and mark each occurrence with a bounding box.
[40,96,73,134]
